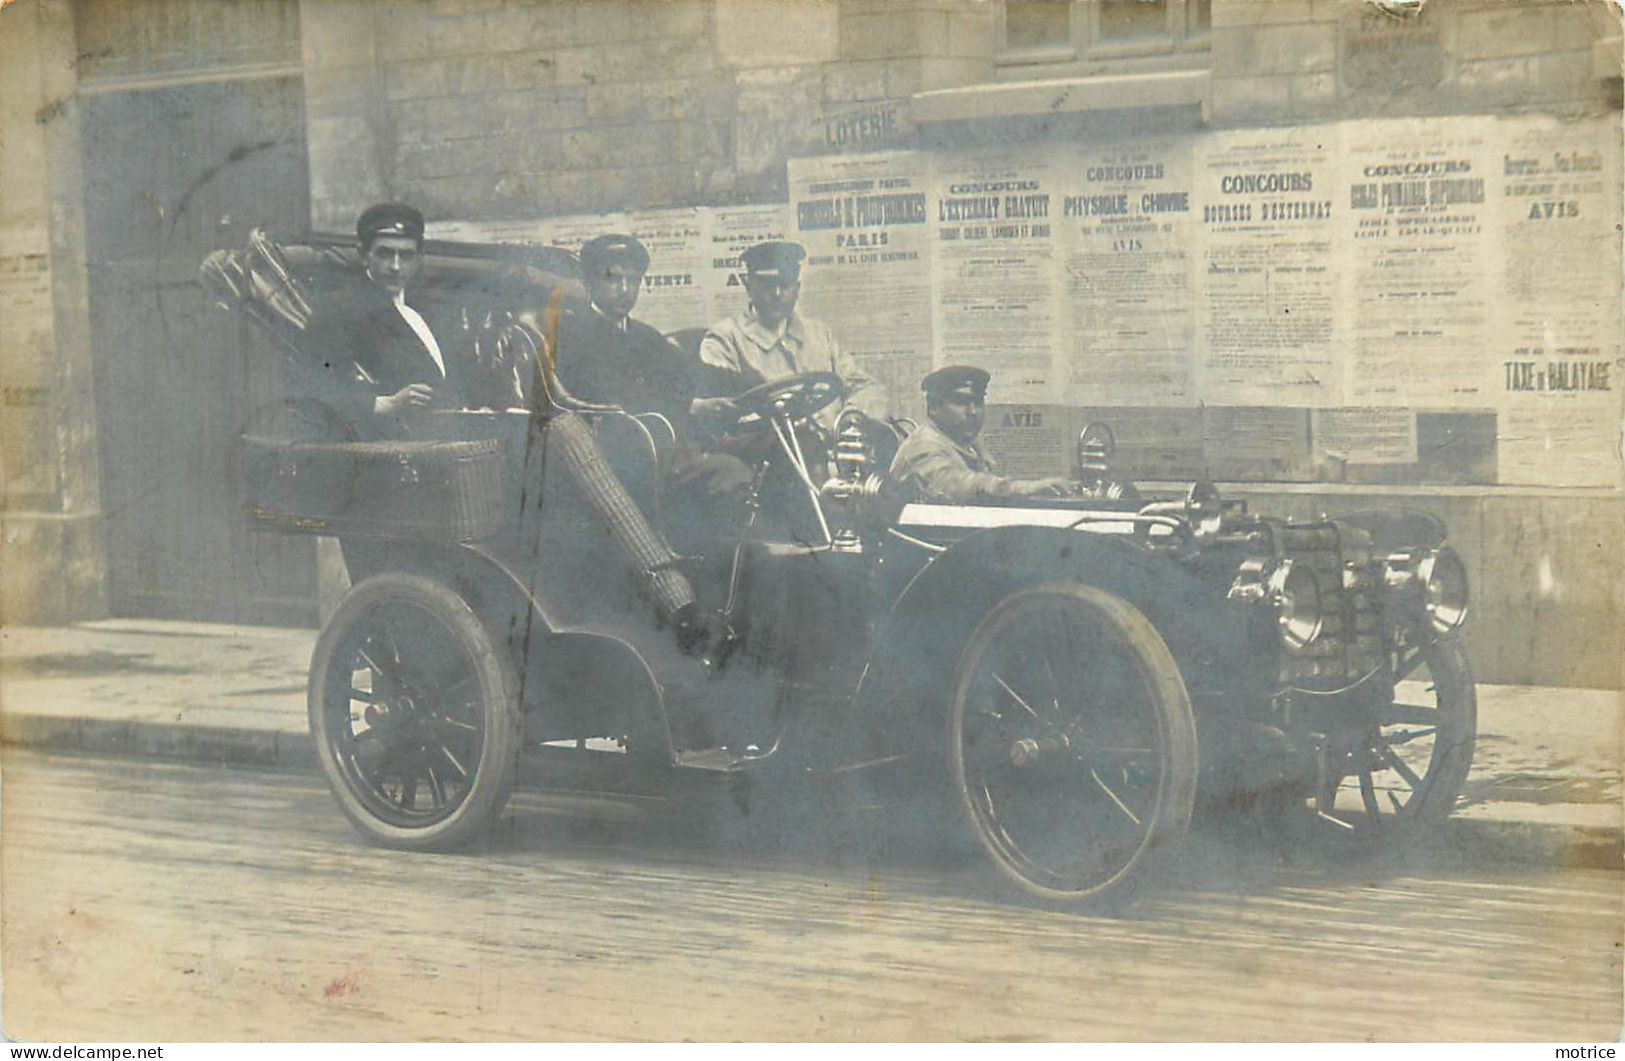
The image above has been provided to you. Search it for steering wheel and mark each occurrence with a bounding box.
[729,371,843,431]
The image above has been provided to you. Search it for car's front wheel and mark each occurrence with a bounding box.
[949,582,1198,907]
[1315,634,1477,831]
[308,572,521,850]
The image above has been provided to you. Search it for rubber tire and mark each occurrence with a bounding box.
[1398,635,1478,825]
[949,582,1199,907]
[309,572,521,851]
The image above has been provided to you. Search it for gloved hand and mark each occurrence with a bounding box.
[672,603,738,671]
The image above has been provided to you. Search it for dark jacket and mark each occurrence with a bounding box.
[552,301,697,436]
[298,280,463,438]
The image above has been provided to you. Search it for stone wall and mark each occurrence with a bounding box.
[1211,0,1621,126]
[0,0,107,624]
[299,0,1622,233]
[301,0,999,228]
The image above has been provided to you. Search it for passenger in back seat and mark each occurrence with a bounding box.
[297,204,733,669]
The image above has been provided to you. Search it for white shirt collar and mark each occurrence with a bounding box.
[392,292,446,377]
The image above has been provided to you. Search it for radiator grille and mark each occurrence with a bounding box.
[1276,524,1387,685]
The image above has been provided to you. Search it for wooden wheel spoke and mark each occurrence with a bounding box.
[1378,702,1438,726]
[1382,725,1438,746]
[410,649,477,701]
[436,743,471,780]
[1316,751,1341,814]
[1080,744,1155,758]
[1088,769,1143,827]
[1042,651,1065,720]
[1033,607,1070,705]
[1358,769,1382,822]
[354,645,387,680]
[376,616,406,669]
[1317,809,1357,830]
[1392,647,1424,681]
[426,766,448,807]
[990,671,1041,720]
[347,686,384,705]
[345,742,372,781]
[1075,747,1158,792]
[967,692,1027,743]
[977,786,1022,853]
[398,776,418,809]
[1376,743,1424,790]
[1007,637,1068,724]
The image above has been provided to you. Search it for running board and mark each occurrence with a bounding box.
[672,746,752,772]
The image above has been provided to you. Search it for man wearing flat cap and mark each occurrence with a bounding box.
[889,365,1073,503]
[300,202,464,438]
[526,232,736,665]
[554,232,755,555]
[297,207,732,669]
[693,240,889,435]
[553,234,694,429]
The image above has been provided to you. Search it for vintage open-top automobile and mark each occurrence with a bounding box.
[207,233,1476,908]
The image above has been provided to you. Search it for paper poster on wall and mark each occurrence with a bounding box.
[981,405,1073,478]
[929,143,1061,404]
[702,204,793,329]
[1203,407,1313,480]
[1192,127,1342,408]
[424,218,561,244]
[1072,406,1206,481]
[622,208,707,336]
[1053,138,1196,405]
[0,243,58,500]
[0,241,54,367]
[1342,117,1497,407]
[1497,406,1620,488]
[1489,114,1624,488]
[532,212,633,259]
[789,150,934,419]
[430,211,702,335]
[1311,408,1419,465]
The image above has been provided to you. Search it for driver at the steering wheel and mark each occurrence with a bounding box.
[671,240,889,543]
[692,240,890,440]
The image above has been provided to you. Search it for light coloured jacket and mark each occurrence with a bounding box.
[888,418,1018,502]
[698,305,889,430]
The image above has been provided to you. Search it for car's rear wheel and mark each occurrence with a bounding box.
[949,582,1198,906]
[309,572,521,850]
[1316,635,1476,831]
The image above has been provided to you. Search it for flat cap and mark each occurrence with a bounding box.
[921,364,991,400]
[740,240,806,280]
[356,202,425,245]
[580,233,650,275]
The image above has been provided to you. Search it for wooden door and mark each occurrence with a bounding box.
[84,75,316,625]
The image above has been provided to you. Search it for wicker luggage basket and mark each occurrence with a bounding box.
[243,436,508,541]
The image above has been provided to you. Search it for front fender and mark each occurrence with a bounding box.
[459,540,673,746]
[341,537,669,748]
[849,525,1247,763]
